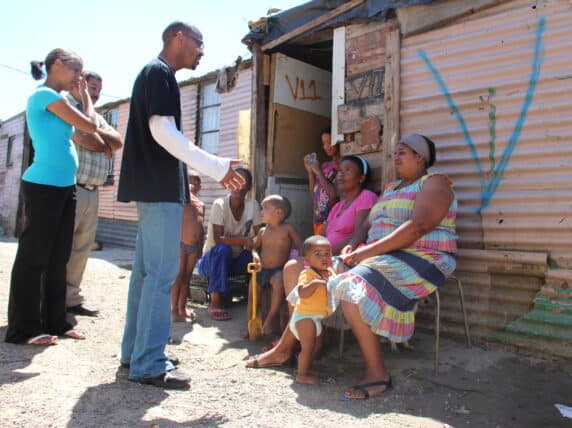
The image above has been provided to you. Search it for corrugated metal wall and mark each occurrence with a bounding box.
[97,67,252,246]
[199,68,253,223]
[400,0,572,355]
[0,113,26,235]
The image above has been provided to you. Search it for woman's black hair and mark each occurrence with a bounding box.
[340,155,371,187]
[29,48,83,81]
[320,126,331,137]
[420,135,437,168]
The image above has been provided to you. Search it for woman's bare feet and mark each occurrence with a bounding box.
[295,373,319,384]
[63,329,86,340]
[26,334,58,346]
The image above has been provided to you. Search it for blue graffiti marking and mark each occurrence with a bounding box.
[486,18,545,203]
[418,50,486,194]
[419,17,546,212]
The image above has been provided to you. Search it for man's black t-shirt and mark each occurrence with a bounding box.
[117,57,189,203]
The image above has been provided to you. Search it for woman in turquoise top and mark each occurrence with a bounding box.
[5,48,99,346]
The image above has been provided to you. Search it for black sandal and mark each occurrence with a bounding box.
[345,377,393,399]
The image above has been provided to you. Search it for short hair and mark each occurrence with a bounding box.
[303,235,331,256]
[320,126,331,137]
[162,21,202,45]
[235,167,252,188]
[84,71,102,82]
[30,48,83,80]
[262,194,291,220]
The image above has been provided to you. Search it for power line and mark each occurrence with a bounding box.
[0,63,29,76]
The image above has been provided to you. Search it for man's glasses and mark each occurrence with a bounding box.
[184,33,204,49]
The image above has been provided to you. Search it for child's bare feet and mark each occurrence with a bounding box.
[295,373,319,385]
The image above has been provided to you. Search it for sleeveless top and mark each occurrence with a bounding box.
[367,174,457,254]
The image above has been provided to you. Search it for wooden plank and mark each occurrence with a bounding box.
[397,0,505,37]
[344,67,385,103]
[381,29,400,189]
[346,23,389,76]
[338,99,384,134]
[261,0,365,51]
[250,44,269,202]
[331,26,346,144]
[345,20,393,39]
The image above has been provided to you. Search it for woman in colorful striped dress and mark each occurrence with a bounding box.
[247,134,457,400]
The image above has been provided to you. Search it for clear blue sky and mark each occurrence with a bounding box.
[0,0,308,120]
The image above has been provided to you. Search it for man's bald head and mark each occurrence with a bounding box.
[162,21,202,46]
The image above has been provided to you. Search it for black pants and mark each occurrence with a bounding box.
[5,181,76,343]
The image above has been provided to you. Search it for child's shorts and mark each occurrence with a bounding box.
[256,268,282,289]
[289,312,324,340]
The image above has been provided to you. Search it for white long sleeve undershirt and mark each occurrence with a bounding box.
[149,115,230,182]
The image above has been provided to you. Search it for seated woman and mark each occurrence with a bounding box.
[284,155,377,298]
[246,134,457,401]
[259,155,376,349]
[198,168,262,321]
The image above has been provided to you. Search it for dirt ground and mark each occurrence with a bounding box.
[1,237,571,428]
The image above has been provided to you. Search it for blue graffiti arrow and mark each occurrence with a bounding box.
[419,17,545,212]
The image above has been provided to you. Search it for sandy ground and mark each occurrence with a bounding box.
[1,237,571,428]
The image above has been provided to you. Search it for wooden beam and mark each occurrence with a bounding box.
[381,29,400,189]
[262,0,365,51]
[331,26,346,144]
[250,44,269,202]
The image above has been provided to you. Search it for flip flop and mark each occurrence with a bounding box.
[63,329,86,340]
[207,308,231,321]
[344,377,393,400]
[245,354,287,369]
[26,334,58,346]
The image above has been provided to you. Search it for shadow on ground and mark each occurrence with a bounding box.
[0,326,46,385]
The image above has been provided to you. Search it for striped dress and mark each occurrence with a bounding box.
[327,174,458,342]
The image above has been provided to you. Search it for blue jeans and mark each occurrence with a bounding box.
[198,244,251,294]
[120,202,182,379]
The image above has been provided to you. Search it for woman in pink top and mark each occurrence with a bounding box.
[325,156,378,255]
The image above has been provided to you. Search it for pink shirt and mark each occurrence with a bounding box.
[326,189,378,251]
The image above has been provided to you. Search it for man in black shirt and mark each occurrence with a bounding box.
[117,21,244,389]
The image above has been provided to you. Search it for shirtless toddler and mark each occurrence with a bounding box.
[249,195,303,337]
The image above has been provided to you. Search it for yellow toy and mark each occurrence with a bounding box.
[246,262,263,340]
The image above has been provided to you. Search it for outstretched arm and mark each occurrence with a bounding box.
[149,115,244,190]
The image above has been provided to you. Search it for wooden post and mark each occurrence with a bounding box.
[250,44,269,202]
[381,29,401,189]
[331,26,346,144]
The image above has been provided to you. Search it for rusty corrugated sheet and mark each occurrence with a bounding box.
[400,0,572,355]
[200,68,253,224]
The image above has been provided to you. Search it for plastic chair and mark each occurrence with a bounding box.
[434,275,472,373]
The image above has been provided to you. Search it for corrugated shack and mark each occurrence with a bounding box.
[243,0,572,357]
